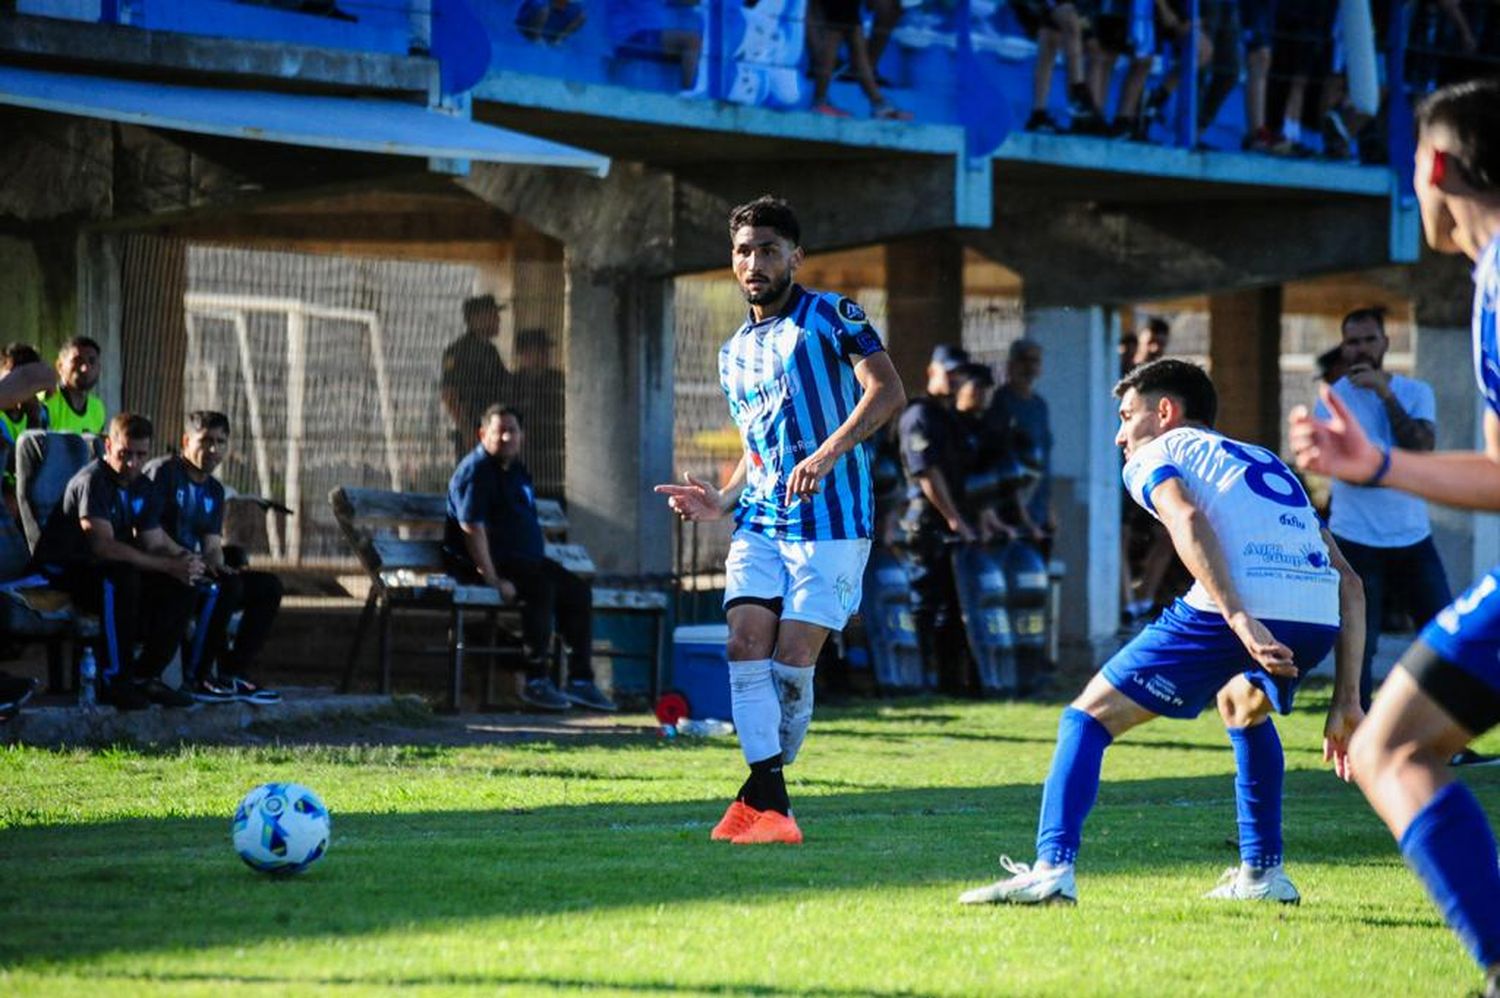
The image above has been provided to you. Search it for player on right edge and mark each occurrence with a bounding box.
[1290,79,1500,998]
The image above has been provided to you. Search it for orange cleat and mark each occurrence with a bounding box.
[730,810,803,845]
[710,800,762,841]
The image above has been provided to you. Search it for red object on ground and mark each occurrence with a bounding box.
[654,691,690,726]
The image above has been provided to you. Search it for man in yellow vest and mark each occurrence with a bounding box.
[43,335,105,434]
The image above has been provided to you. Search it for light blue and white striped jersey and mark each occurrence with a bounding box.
[1473,235,1500,420]
[718,284,886,540]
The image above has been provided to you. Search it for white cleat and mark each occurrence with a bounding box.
[1203,864,1301,905]
[958,856,1078,905]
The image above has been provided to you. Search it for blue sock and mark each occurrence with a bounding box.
[1399,781,1500,970]
[1035,707,1113,866]
[1228,720,1284,870]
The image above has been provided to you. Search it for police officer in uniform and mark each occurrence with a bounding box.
[896,347,983,693]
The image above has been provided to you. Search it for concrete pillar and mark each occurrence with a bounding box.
[1208,286,1283,449]
[1029,304,1121,660]
[884,234,962,390]
[563,261,675,575]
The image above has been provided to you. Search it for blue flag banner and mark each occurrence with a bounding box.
[717,0,808,109]
[954,0,1012,158]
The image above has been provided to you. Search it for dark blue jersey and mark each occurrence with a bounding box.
[718,285,886,541]
[142,455,225,554]
[444,446,545,564]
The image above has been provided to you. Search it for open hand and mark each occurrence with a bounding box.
[1289,384,1384,484]
[1322,699,1365,782]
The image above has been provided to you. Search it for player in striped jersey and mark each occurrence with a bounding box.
[656,196,905,845]
[1291,79,1500,998]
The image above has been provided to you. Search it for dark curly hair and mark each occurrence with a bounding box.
[1113,358,1217,428]
[728,195,801,246]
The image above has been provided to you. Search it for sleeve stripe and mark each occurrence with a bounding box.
[1139,465,1183,516]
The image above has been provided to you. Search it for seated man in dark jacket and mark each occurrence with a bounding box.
[144,410,283,705]
[32,412,197,710]
[443,403,615,712]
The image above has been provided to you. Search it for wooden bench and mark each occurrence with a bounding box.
[330,486,670,711]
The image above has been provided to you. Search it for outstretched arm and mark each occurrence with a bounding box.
[1291,385,1500,512]
[655,451,748,522]
[1150,477,1296,677]
[785,352,906,498]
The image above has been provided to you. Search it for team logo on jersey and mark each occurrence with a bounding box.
[522,484,535,507]
[852,330,883,356]
[130,496,144,515]
[837,298,867,324]
[203,497,214,514]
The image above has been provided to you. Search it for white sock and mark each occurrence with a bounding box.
[772,661,815,765]
[1282,118,1301,143]
[729,659,781,765]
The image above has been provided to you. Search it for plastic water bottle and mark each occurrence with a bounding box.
[77,646,97,708]
[676,717,735,737]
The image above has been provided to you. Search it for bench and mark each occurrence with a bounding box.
[329,485,670,711]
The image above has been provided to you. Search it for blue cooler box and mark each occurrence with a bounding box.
[671,624,732,721]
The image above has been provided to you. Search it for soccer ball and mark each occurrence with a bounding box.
[231,782,331,875]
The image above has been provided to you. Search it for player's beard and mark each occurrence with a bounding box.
[742,269,792,306]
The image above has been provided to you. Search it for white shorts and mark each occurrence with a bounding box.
[722,530,873,631]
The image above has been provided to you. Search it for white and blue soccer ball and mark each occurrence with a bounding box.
[231,782,331,875]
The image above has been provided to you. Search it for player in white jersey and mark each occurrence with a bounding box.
[959,358,1364,906]
[1290,79,1500,997]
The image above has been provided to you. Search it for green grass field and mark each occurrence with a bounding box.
[3,689,1498,996]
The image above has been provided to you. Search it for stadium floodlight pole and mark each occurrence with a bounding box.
[1175,0,1200,149]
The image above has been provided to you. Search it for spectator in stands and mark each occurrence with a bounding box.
[1268,0,1338,156]
[516,0,586,43]
[1315,306,1451,710]
[1011,0,1100,132]
[32,413,198,711]
[1134,314,1171,367]
[1140,0,1213,137]
[144,411,283,706]
[809,0,911,118]
[1239,0,1276,151]
[444,403,617,712]
[44,335,105,435]
[862,0,903,82]
[1091,0,1157,140]
[1194,0,1244,135]
[986,338,1053,547]
[607,0,704,92]
[441,294,512,462]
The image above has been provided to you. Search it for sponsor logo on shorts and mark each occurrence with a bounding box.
[835,574,855,612]
[1137,673,1186,708]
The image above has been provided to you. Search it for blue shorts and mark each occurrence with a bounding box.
[1102,599,1338,720]
[1413,567,1500,734]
